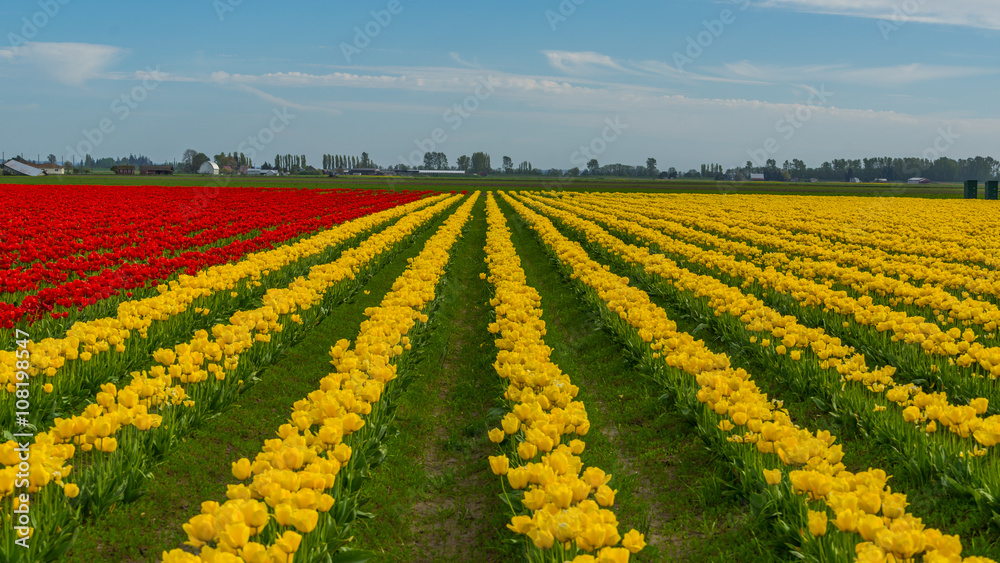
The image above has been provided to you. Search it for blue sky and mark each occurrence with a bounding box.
[0,0,997,170]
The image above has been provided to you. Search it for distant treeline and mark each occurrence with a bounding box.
[737,156,1000,183]
[28,150,1000,182]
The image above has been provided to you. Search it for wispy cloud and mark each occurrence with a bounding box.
[543,50,632,74]
[190,62,937,128]
[0,42,126,84]
[544,50,775,85]
[752,0,1000,30]
[716,60,998,86]
[449,52,481,69]
[230,83,342,115]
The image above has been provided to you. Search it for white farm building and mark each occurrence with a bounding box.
[199,161,220,175]
[245,168,280,176]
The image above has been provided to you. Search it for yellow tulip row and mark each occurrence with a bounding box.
[609,193,1000,303]
[0,195,461,562]
[564,193,1000,338]
[482,194,644,563]
[501,191,992,563]
[162,193,478,563]
[516,194,1000,477]
[636,193,1000,268]
[0,194,445,400]
[534,193,1000,390]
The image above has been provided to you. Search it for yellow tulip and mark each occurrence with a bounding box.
[289,508,319,533]
[595,546,630,563]
[219,522,252,550]
[232,458,253,480]
[162,549,202,563]
[622,529,646,553]
[182,514,217,548]
[834,508,859,533]
[507,515,533,534]
[507,467,529,490]
[517,441,538,460]
[527,528,554,549]
[807,510,828,537]
[762,468,782,486]
[502,413,521,434]
[488,455,509,476]
[274,530,302,554]
[595,485,616,507]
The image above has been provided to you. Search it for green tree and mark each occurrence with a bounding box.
[192,152,209,173]
[181,149,198,173]
[646,158,657,177]
[456,155,471,171]
[471,152,491,174]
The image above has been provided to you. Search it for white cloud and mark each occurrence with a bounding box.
[715,60,997,86]
[542,50,995,90]
[634,59,773,85]
[0,42,126,84]
[543,50,632,74]
[753,0,1000,30]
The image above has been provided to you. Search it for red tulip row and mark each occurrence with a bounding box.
[0,185,431,327]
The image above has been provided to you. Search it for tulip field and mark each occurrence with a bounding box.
[3,184,1000,562]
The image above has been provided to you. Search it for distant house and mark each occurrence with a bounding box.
[850,177,861,183]
[347,168,383,176]
[116,166,136,175]
[1,160,66,175]
[874,178,888,183]
[36,163,65,175]
[907,177,931,184]
[140,165,174,176]
[750,173,765,181]
[199,161,220,175]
